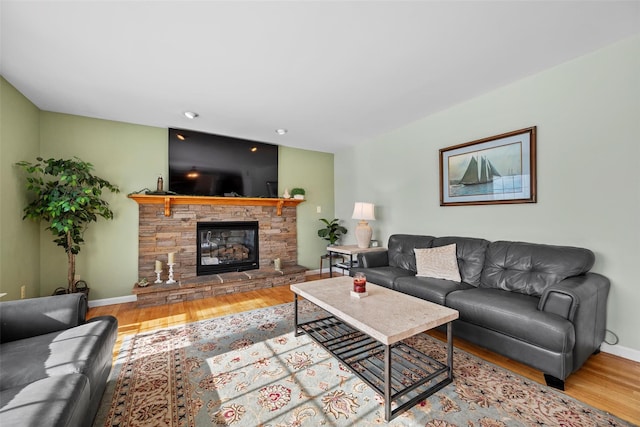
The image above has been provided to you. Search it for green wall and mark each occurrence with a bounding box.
[278,146,335,268]
[0,77,41,299]
[38,113,166,299]
[335,35,640,354]
[1,91,334,300]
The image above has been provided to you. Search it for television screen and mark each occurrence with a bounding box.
[168,128,278,197]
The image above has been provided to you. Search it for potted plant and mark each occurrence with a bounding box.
[317,218,347,245]
[15,157,120,293]
[291,188,306,200]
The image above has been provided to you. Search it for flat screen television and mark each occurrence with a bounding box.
[168,128,278,198]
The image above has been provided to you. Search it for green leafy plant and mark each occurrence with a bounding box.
[15,157,120,293]
[291,188,306,197]
[317,218,347,245]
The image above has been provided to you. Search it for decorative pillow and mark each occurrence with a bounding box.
[414,244,461,282]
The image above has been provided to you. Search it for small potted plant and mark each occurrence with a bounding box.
[317,218,347,245]
[291,188,305,200]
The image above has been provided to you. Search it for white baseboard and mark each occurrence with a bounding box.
[88,294,137,308]
[601,343,640,363]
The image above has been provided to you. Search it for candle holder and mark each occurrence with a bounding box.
[166,263,176,284]
[154,270,162,284]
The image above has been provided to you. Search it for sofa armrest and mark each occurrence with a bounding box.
[358,251,389,268]
[0,293,87,343]
[538,273,610,321]
[538,272,610,369]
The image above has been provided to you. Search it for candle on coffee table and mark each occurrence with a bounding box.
[353,272,367,293]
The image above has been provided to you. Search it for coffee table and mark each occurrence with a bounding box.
[291,276,459,421]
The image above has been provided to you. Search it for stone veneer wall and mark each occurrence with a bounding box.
[138,202,299,283]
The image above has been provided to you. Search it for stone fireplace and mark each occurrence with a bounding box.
[129,195,306,307]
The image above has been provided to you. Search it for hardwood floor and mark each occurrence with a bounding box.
[88,273,640,425]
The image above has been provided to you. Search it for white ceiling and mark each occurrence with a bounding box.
[1,1,638,153]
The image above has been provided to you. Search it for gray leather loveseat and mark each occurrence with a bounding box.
[350,234,610,390]
[0,293,118,426]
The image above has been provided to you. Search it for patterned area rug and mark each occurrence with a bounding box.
[94,301,631,426]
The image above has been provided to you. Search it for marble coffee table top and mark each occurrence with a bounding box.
[291,276,458,345]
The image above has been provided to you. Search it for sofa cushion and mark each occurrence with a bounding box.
[0,316,117,396]
[354,266,415,289]
[387,234,434,272]
[480,241,595,297]
[415,244,461,282]
[0,374,90,427]
[432,236,489,286]
[395,276,473,305]
[446,288,575,353]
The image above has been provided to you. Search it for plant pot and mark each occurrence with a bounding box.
[50,282,89,314]
[293,194,304,200]
[52,280,90,299]
[52,287,68,296]
[75,280,90,298]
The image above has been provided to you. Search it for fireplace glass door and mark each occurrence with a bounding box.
[197,221,259,275]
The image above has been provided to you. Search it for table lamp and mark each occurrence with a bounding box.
[352,202,376,248]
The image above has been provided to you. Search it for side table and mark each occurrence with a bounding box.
[326,245,387,278]
[319,252,347,276]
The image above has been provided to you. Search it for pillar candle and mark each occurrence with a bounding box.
[168,252,175,264]
[155,260,162,272]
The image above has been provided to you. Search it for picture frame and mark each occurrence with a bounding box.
[440,127,537,206]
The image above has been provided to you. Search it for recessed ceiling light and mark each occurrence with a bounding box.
[184,111,199,119]
[177,133,187,141]
[275,128,288,135]
[250,146,258,152]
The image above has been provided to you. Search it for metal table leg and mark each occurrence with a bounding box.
[447,322,454,380]
[384,344,391,421]
[328,251,334,278]
[294,293,301,336]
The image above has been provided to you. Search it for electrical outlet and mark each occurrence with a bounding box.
[74,274,81,282]
[317,206,322,213]
[20,285,26,299]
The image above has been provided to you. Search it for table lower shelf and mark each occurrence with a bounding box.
[295,314,453,420]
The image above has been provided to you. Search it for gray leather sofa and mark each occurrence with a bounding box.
[0,293,118,426]
[351,234,610,390]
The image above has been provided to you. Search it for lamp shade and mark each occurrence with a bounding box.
[352,202,375,221]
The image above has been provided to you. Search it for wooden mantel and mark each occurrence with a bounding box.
[128,194,304,216]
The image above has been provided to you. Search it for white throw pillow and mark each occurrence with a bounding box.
[414,244,462,282]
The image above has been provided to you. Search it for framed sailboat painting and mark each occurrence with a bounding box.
[440,127,537,206]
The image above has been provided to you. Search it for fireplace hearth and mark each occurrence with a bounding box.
[197,221,259,275]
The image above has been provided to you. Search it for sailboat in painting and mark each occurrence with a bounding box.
[460,155,501,185]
